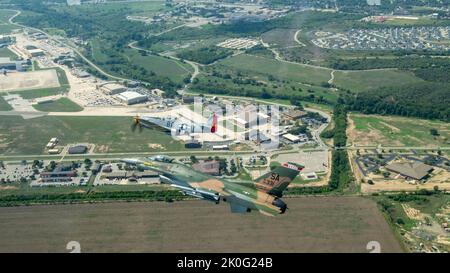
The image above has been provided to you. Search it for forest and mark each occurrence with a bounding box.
[343,82,450,121]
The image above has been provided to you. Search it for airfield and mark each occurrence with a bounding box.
[0,69,60,92]
[0,197,403,253]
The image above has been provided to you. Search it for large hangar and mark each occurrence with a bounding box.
[116,91,148,105]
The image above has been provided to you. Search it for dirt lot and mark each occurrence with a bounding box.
[0,197,403,253]
[0,70,60,92]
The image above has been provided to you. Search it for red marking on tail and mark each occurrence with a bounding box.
[210,113,217,133]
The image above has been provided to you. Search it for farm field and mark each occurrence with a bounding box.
[0,116,189,155]
[0,197,403,253]
[348,114,450,147]
[32,98,83,112]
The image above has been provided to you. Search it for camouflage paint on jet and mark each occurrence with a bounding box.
[121,156,303,216]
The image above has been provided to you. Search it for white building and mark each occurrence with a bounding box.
[234,117,249,128]
[27,49,45,57]
[282,133,301,143]
[301,172,318,180]
[116,91,148,105]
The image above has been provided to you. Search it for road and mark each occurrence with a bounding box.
[6,9,139,83]
[293,29,306,47]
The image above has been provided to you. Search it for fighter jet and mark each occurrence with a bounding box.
[121,156,303,216]
[131,113,218,135]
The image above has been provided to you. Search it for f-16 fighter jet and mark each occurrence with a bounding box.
[121,156,303,216]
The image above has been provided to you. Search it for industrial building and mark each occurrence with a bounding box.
[100,83,127,95]
[68,145,88,154]
[0,35,14,46]
[386,161,434,180]
[234,117,249,128]
[246,130,271,143]
[0,57,16,70]
[27,48,45,57]
[283,109,307,121]
[40,165,77,183]
[115,91,148,105]
[185,139,202,149]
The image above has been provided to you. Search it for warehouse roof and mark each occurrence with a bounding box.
[386,161,433,180]
[68,145,88,154]
[282,133,300,142]
[116,91,147,100]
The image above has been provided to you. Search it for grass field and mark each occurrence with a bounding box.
[348,114,450,147]
[32,98,83,112]
[0,10,20,34]
[333,70,424,92]
[0,116,189,155]
[90,40,192,84]
[0,197,403,252]
[0,182,168,198]
[261,28,301,48]
[219,54,425,93]
[0,96,12,111]
[123,48,193,82]
[220,54,331,85]
[10,67,70,99]
[0,47,18,60]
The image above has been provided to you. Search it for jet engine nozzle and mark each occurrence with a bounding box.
[272,198,287,214]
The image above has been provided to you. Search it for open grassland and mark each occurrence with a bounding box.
[0,116,189,155]
[220,54,330,85]
[0,197,403,253]
[32,98,83,112]
[123,49,193,82]
[0,10,19,34]
[0,96,12,111]
[0,182,168,198]
[219,54,425,93]
[90,40,192,84]
[261,28,301,48]
[333,70,424,92]
[74,0,165,16]
[0,47,18,60]
[348,114,450,147]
